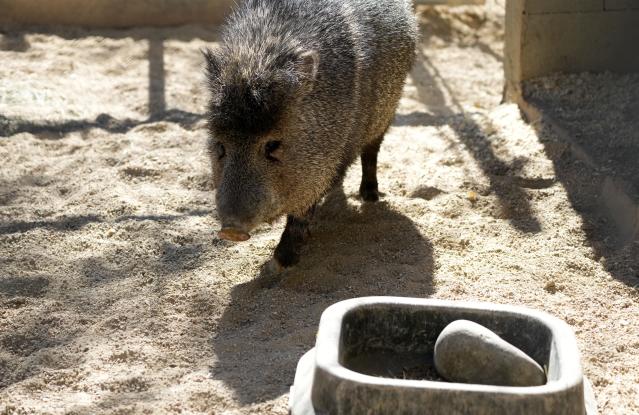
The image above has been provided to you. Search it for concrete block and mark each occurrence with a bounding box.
[522,11,639,79]
[525,0,603,14]
[605,0,639,10]
[505,0,639,100]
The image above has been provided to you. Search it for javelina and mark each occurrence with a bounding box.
[204,0,417,268]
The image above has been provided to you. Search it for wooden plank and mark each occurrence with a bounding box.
[0,0,234,27]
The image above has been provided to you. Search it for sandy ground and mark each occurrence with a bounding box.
[523,72,639,308]
[1,2,638,414]
[524,72,639,194]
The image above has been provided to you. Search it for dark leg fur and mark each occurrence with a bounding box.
[274,205,316,268]
[359,137,383,202]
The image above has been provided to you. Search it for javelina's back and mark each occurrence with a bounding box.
[345,0,418,148]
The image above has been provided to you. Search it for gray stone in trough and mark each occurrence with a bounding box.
[434,319,547,387]
[289,297,596,415]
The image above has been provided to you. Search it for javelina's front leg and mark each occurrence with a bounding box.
[274,205,316,268]
[359,137,383,202]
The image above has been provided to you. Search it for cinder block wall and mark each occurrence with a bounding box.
[0,0,235,27]
[0,0,488,27]
[505,0,639,99]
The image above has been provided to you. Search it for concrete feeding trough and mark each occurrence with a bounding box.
[290,297,596,415]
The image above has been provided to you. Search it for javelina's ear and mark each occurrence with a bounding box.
[294,50,319,92]
[202,47,223,84]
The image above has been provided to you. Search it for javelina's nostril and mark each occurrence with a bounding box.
[218,227,251,242]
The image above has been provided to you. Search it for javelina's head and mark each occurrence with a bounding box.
[203,46,319,241]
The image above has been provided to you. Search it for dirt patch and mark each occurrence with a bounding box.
[1,1,638,414]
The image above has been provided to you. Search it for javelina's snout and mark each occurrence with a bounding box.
[216,192,258,242]
[218,227,250,242]
[215,159,268,242]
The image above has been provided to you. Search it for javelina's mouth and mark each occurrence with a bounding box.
[218,227,251,242]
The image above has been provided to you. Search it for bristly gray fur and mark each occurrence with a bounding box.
[206,0,416,139]
[205,0,417,263]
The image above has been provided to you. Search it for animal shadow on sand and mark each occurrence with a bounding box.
[211,189,435,404]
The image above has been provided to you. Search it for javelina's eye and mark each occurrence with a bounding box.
[215,142,225,159]
[265,140,281,162]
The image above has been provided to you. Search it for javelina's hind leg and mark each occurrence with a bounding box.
[274,206,316,268]
[359,137,383,202]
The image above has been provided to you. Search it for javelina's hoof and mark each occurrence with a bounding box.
[265,258,285,274]
[434,320,547,387]
[254,259,286,288]
[218,228,251,242]
[274,248,300,269]
[359,185,380,202]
